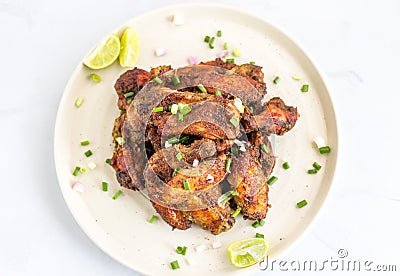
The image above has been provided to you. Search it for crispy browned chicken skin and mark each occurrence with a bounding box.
[110,59,299,234]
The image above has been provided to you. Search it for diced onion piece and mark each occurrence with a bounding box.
[233,98,244,113]
[261,94,269,105]
[170,104,179,114]
[239,145,246,152]
[172,14,184,26]
[72,182,84,193]
[217,50,229,58]
[234,139,244,147]
[212,241,222,249]
[192,159,199,167]
[188,55,198,65]
[165,141,172,148]
[185,257,196,265]
[88,162,96,170]
[314,136,326,148]
[195,244,206,253]
[155,48,167,57]
[206,174,214,182]
[74,97,84,108]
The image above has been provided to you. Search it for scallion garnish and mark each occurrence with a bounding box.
[172,75,180,86]
[176,246,188,255]
[124,91,134,98]
[217,190,238,207]
[307,169,318,174]
[179,136,189,144]
[252,221,260,228]
[172,167,180,177]
[126,98,133,104]
[248,106,254,114]
[297,199,308,208]
[105,158,111,164]
[232,48,241,57]
[292,75,301,80]
[204,35,210,43]
[176,152,183,161]
[80,140,90,146]
[112,189,123,200]
[249,61,256,65]
[301,84,309,92]
[72,166,80,176]
[170,260,180,270]
[183,180,190,190]
[168,136,180,144]
[313,162,322,170]
[226,58,234,63]
[197,84,207,93]
[231,208,241,217]
[74,97,84,108]
[267,176,278,185]
[273,76,281,84]
[225,158,232,172]
[231,146,239,157]
[282,162,290,170]
[89,73,101,83]
[229,118,239,127]
[180,105,191,115]
[153,106,164,112]
[80,167,87,173]
[115,137,124,146]
[154,76,163,84]
[149,215,158,224]
[256,233,264,239]
[260,143,269,154]
[102,181,108,192]
[208,36,215,49]
[217,30,222,37]
[319,146,331,154]
[84,150,93,157]
[259,219,265,226]
[223,42,228,50]
[215,89,222,96]
[178,112,184,122]
[120,109,126,115]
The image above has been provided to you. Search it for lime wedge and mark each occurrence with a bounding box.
[83,34,120,70]
[119,27,140,68]
[227,238,269,268]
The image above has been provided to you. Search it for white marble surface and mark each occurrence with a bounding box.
[1,0,399,275]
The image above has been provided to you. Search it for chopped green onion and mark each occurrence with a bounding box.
[170,104,179,114]
[126,98,133,104]
[215,89,222,96]
[292,75,301,80]
[149,215,158,224]
[231,208,241,217]
[72,166,80,176]
[229,118,239,127]
[319,146,331,154]
[282,162,290,170]
[308,169,318,174]
[170,260,180,270]
[102,181,108,192]
[217,190,238,207]
[154,76,163,84]
[204,35,210,43]
[168,136,180,144]
[178,112,184,122]
[180,105,192,115]
[124,91,134,98]
[313,162,322,170]
[112,189,123,200]
[256,233,264,239]
[225,157,232,172]
[172,74,181,86]
[84,150,93,157]
[167,105,172,112]
[226,58,234,63]
[297,199,308,208]
[153,106,164,112]
[105,158,111,164]
[172,167,180,177]
[260,143,269,154]
[80,140,90,146]
[74,97,84,108]
[115,137,124,146]
[176,152,183,161]
[249,61,256,65]
[179,136,190,144]
[89,73,101,82]
[208,36,215,49]
[119,109,126,115]
[197,84,207,93]
[301,84,309,92]
[231,146,239,157]
[80,167,87,173]
[259,219,265,226]
[176,246,188,255]
[223,42,228,50]
[252,221,260,228]
[267,176,278,185]
[217,30,222,37]
[183,180,190,190]
[273,76,281,84]
[232,48,241,57]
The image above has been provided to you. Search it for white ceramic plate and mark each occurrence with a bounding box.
[54,3,338,275]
